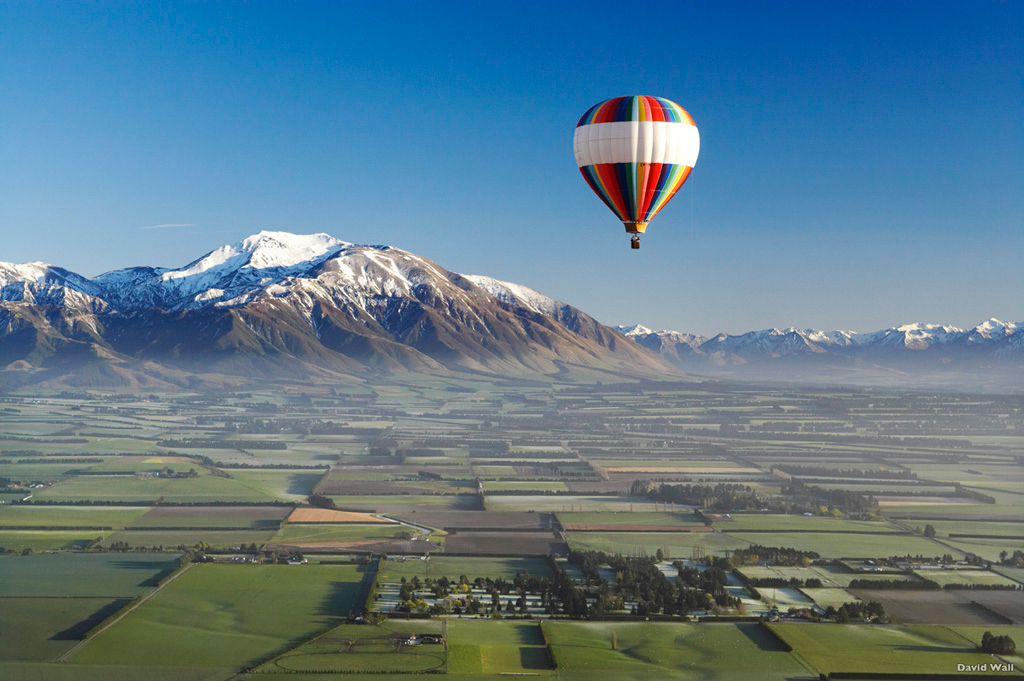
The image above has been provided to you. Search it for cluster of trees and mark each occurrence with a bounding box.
[981,631,1016,655]
[568,550,738,617]
[776,465,916,480]
[824,601,886,623]
[307,494,337,509]
[730,545,820,567]
[639,482,774,512]
[847,579,938,590]
[1000,550,1024,566]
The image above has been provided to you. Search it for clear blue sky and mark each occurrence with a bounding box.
[2,1,1021,336]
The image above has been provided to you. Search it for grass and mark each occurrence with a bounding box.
[0,529,114,551]
[70,563,374,669]
[0,597,131,661]
[543,621,808,680]
[913,568,1020,588]
[557,511,705,527]
[722,531,950,559]
[447,621,552,674]
[261,621,446,673]
[799,587,861,608]
[481,481,569,492]
[101,529,277,549]
[768,623,1018,676]
[0,553,180,597]
[378,556,553,581]
[484,496,659,513]
[0,505,149,528]
[716,514,904,532]
[565,530,751,558]
[0,663,228,681]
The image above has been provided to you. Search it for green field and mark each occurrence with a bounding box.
[717,514,903,532]
[723,531,950,559]
[798,588,860,608]
[378,556,553,581]
[0,505,149,528]
[557,511,705,527]
[913,568,1020,588]
[768,623,1018,676]
[101,529,277,549]
[544,621,809,680]
[482,480,569,492]
[261,620,446,673]
[447,621,552,675]
[70,563,373,669]
[0,529,114,551]
[0,553,179,597]
[566,530,751,557]
[0,597,131,661]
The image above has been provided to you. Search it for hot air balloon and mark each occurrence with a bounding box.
[573,96,700,249]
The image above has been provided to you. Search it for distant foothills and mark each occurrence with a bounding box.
[0,231,1021,391]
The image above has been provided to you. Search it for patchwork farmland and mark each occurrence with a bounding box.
[2,380,1024,679]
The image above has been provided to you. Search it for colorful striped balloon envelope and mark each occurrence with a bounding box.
[573,96,699,243]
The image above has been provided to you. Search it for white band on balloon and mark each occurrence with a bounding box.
[573,121,700,168]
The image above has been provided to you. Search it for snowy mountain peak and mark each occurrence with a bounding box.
[162,231,350,282]
[617,324,654,336]
[462,275,564,316]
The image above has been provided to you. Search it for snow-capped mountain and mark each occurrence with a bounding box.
[0,231,671,387]
[616,320,1024,380]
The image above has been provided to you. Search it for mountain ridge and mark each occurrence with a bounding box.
[0,231,674,389]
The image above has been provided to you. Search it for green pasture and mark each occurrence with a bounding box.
[482,481,569,492]
[0,661,229,680]
[378,556,553,581]
[0,552,179,597]
[485,495,658,513]
[102,529,276,549]
[447,621,552,675]
[543,621,808,680]
[949,626,1024,667]
[912,519,1024,538]
[722,531,950,559]
[71,563,373,668]
[329,495,482,511]
[261,621,446,673]
[717,514,903,533]
[565,531,751,558]
[941,536,1023,562]
[768,623,1017,676]
[913,568,1020,588]
[0,597,131,661]
[557,511,705,527]
[0,530,112,551]
[0,505,148,528]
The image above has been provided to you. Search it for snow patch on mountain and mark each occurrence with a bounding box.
[462,275,563,316]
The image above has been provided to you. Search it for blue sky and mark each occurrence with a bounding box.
[1,1,1021,336]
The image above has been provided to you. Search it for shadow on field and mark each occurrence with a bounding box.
[519,646,554,670]
[286,473,322,496]
[737,622,792,651]
[315,580,363,617]
[506,623,545,646]
[107,558,178,587]
[51,598,133,640]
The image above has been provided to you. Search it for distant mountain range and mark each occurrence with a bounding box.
[0,231,669,389]
[1,230,1020,391]
[617,321,1024,390]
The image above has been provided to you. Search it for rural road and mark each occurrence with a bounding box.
[58,562,193,662]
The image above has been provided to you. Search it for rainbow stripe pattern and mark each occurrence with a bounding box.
[573,95,699,233]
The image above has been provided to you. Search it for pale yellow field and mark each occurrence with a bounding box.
[287,508,392,523]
